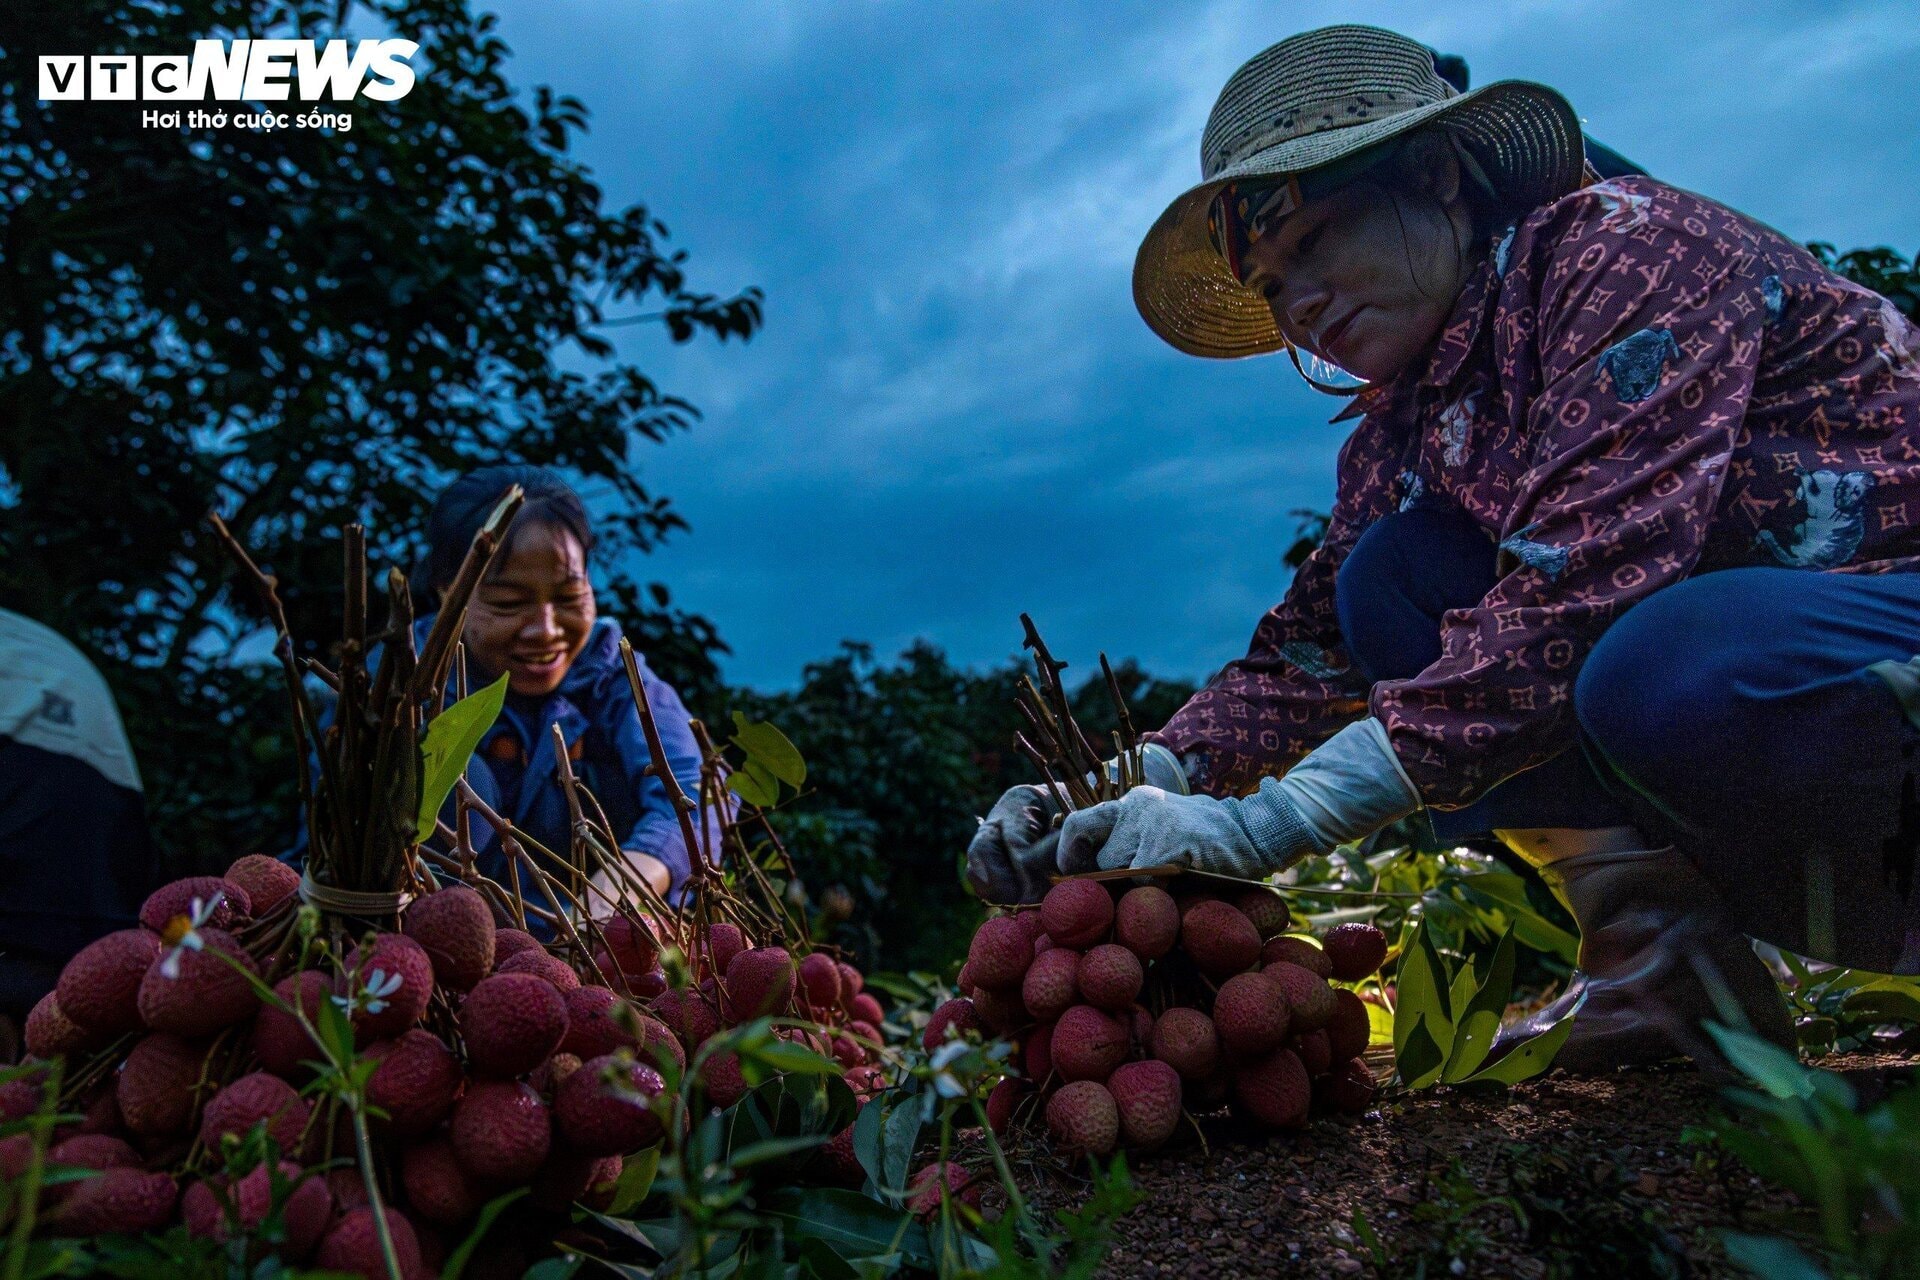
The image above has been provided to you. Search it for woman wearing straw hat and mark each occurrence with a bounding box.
[966,25,1920,1072]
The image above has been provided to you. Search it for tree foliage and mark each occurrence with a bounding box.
[733,642,1196,971]
[0,0,761,866]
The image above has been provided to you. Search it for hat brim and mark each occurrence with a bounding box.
[1133,79,1584,360]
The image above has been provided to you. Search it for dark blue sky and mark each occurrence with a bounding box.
[486,1,1920,690]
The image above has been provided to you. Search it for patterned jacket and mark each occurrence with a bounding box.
[1153,176,1920,808]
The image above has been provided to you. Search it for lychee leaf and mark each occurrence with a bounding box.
[757,1187,933,1268]
[730,712,807,787]
[441,1186,528,1280]
[415,673,509,843]
[1442,927,1518,1084]
[1397,1013,1448,1090]
[604,1144,659,1216]
[852,1089,889,1188]
[1461,1010,1577,1086]
[726,760,781,808]
[1391,919,1452,1063]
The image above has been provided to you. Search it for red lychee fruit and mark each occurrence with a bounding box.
[851,992,885,1027]
[199,1072,311,1156]
[1212,972,1292,1058]
[492,928,543,968]
[402,884,496,992]
[225,854,301,917]
[1149,1007,1220,1082]
[25,990,107,1059]
[1108,1059,1182,1151]
[1260,935,1333,980]
[797,952,843,1012]
[1051,1005,1128,1083]
[844,1064,887,1100]
[969,984,1027,1034]
[337,933,435,1042]
[1291,1029,1333,1078]
[821,1123,864,1186]
[836,961,864,1008]
[460,972,569,1078]
[450,1080,552,1184]
[1180,901,1261,979]
[365,1029,463,1137]
[597,914,660,976]
[1045,1080,1119,1157]
[531,1052,583,1095]
[45,1167,179,1236]
[701,1051,749,1108]
[253,970,330,1079]
[1317,1057,1377,1114]
[582,1154,624,1211]
[496,947,581,994]
[966,915,1032,991]
[316,1205,424,1280]
[1263,961,1337,1033]
[1021,946,1080,1022]
[1327,989,1372,1063]
[1011,909,1047,948]
[559,984,638,1061]
[1023,1022,1055,1084]
[555,1052,666,1156]
[1233,888,1291,940]
[1233,1047,1312,1129]
[1076,945,1143,1013]
[722,946,796,1021]
[907,1161,983,1220]
[528,1147,616,1213]
[57,928,162,1034]
[701,922,749,979]
[140,876,249,933]
[44,1134,140,1208]
[137,927,258,1037]
[922,997,982,1053]
[985,1077,1032,1135]
[1114,885,1180,961]
[637,1014,686,1076]
[117,1033,212,1138]
[184,1161,329,1256]
[1321,922,1390,982]
[1041,879,1114,949]
[402,1136,482,1227]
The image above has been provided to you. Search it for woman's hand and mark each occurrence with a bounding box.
[964,784,1063,904]
[1056,719,1422,880]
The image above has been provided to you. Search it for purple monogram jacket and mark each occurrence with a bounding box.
[1153,176,1920,808]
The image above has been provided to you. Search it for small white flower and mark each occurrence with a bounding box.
[158,892,225,980]
[332,967,404,1016]
[929,1039,971,1099]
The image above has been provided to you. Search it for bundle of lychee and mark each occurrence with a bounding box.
[925,876,1388,1160]
[4,857,889,1276]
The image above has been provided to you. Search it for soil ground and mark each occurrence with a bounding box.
[1020,1051,1916,1279]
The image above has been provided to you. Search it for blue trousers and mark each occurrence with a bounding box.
[1336,508,1920,971]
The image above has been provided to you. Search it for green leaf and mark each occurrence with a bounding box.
[1397,1014,1448,1090]
[1706,1025,1824,1103]
[1462,1009,1578,1085]
[748,1039,844,1077]
[879,1096,923,1198]
[726,761,781,808]
[415,674,509,842]
[851,1092,888,1188]
[727,1133,832,1169]
[1719,1231,1832,1280]
[1392,918,1452,1063]
[1443,928,1517,1083]
[757,1188,932,1267]
[604,1144,660,1216]
[731,712,807,787]
[441,1186,528,1280]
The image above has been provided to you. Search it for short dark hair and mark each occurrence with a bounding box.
[408,464,594,611]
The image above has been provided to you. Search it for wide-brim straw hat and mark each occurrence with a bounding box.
[1134,24,1585,359]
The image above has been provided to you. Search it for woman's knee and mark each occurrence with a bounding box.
[1336,508,1495,682]
[1575,571,1781,785]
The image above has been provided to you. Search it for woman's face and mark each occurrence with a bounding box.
[460,521,596,697]
[1236,157,1474,384]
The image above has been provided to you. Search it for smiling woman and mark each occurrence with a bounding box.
[289,465,712,920]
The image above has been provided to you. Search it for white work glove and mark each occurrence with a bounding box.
[965,743,1190,903]
[1056,719,1421,878]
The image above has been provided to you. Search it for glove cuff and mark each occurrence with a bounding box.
[1225,781,1318,870]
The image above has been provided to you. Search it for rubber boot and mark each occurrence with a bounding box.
[1489,846,1796,1075]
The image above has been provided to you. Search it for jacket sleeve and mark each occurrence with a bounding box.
[1150,407,1403,798]
[599,654,714,898]
[1374,188,1765,806]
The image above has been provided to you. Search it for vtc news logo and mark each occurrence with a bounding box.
[38,39,418,102]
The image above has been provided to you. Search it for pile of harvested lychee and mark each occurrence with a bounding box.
[3,856,886,1277]
[928,876,1387,1159]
